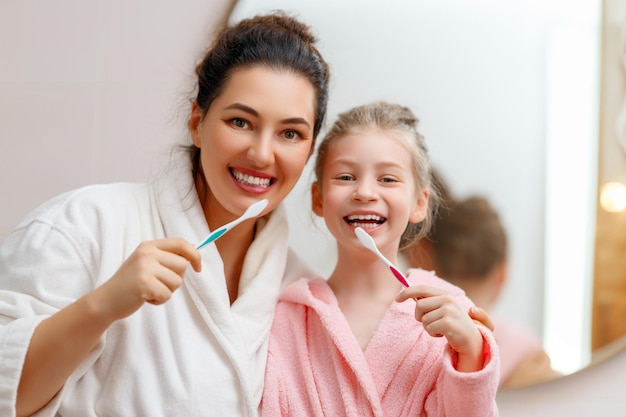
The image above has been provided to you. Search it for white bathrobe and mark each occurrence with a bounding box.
[0,160,308,417]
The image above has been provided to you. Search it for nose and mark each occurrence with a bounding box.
[247,132,275,167]
[352,178,378,202]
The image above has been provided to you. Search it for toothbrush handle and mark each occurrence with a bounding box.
[389,265,411,288]
[196,228,226,249]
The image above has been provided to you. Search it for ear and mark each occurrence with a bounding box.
[311,182,324,217]
[409,188,429,223]
[189,101,203,148]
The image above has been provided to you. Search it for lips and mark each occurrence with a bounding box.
[344,213,386,228]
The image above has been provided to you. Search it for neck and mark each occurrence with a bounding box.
[327,245,405,351]
[215,219,257,304]
[328,245,404,300]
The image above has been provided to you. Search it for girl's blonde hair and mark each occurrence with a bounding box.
[313,101,441,248]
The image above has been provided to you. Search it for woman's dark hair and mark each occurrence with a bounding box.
[188,11,330,189]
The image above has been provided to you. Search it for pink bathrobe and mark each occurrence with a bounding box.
[262,268,499,417]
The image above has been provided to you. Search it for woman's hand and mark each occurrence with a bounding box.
[396,285,484,372]
[94,238,202,322]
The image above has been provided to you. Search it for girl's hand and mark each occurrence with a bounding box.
[469,305,495,332]
[93,238,202,322]
[396,285,484,372]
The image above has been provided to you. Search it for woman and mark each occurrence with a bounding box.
[0,11,329,417]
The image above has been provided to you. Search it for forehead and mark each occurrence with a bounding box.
[216,66,316,118]
[326,127,413,167]
[330,126,411,153]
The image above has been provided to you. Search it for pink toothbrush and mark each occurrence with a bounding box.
[354,227,411,287]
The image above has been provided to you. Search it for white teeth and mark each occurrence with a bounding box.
[345,214,385,228]
[232,170,271,187]
[346,214,382,221]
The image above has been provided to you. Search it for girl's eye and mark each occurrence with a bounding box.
[381,177,398,183]
[336,174,354,181]
[283,130,302,141]
[230,118,249,129]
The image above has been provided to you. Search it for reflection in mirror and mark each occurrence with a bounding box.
[231,0,602,381]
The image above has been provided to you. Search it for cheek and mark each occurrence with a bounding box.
[321,188,347,215]
[386,192,415,221]
[281,145,312,178]
[202,127,243,160]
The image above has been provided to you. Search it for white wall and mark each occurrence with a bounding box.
[0,0,234,239]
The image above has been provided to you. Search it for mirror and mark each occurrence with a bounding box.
[230,0,604,383]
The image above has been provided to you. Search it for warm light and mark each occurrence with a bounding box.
[600,182,626,212]
[544,21,598,374]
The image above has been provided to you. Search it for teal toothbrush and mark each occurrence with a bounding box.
[196,199,268,249]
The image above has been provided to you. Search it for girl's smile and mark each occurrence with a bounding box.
[343,211,387,229]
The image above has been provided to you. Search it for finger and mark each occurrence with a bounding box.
[421,308,467,339]
[421,319,447,338]
[395,284,450,302]
[154,264,185,293]
[469,306,495,332]
[423,310,478,346]
[417,297,461,323]
[395,287,425,302]
[157,250,194,277]
[415,293,458,315]
[128,263,180,303]
[144,279,176,305]
[155,238,202,272]
[419,306,446,336]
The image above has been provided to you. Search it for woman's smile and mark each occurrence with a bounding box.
[230,167,274,190]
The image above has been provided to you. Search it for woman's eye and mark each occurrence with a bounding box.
[230,118,249,129]
[283,130,301,141]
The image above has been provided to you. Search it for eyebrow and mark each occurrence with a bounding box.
[224,103,312,129]
[332,158,406,169]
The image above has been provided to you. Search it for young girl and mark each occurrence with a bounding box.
[0,12,329,417]
[262,101,500,416]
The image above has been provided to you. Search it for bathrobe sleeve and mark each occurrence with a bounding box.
[0,182,151,417]
[404,268,500,416]
[0,191,109,417]
[419,326,499,417]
